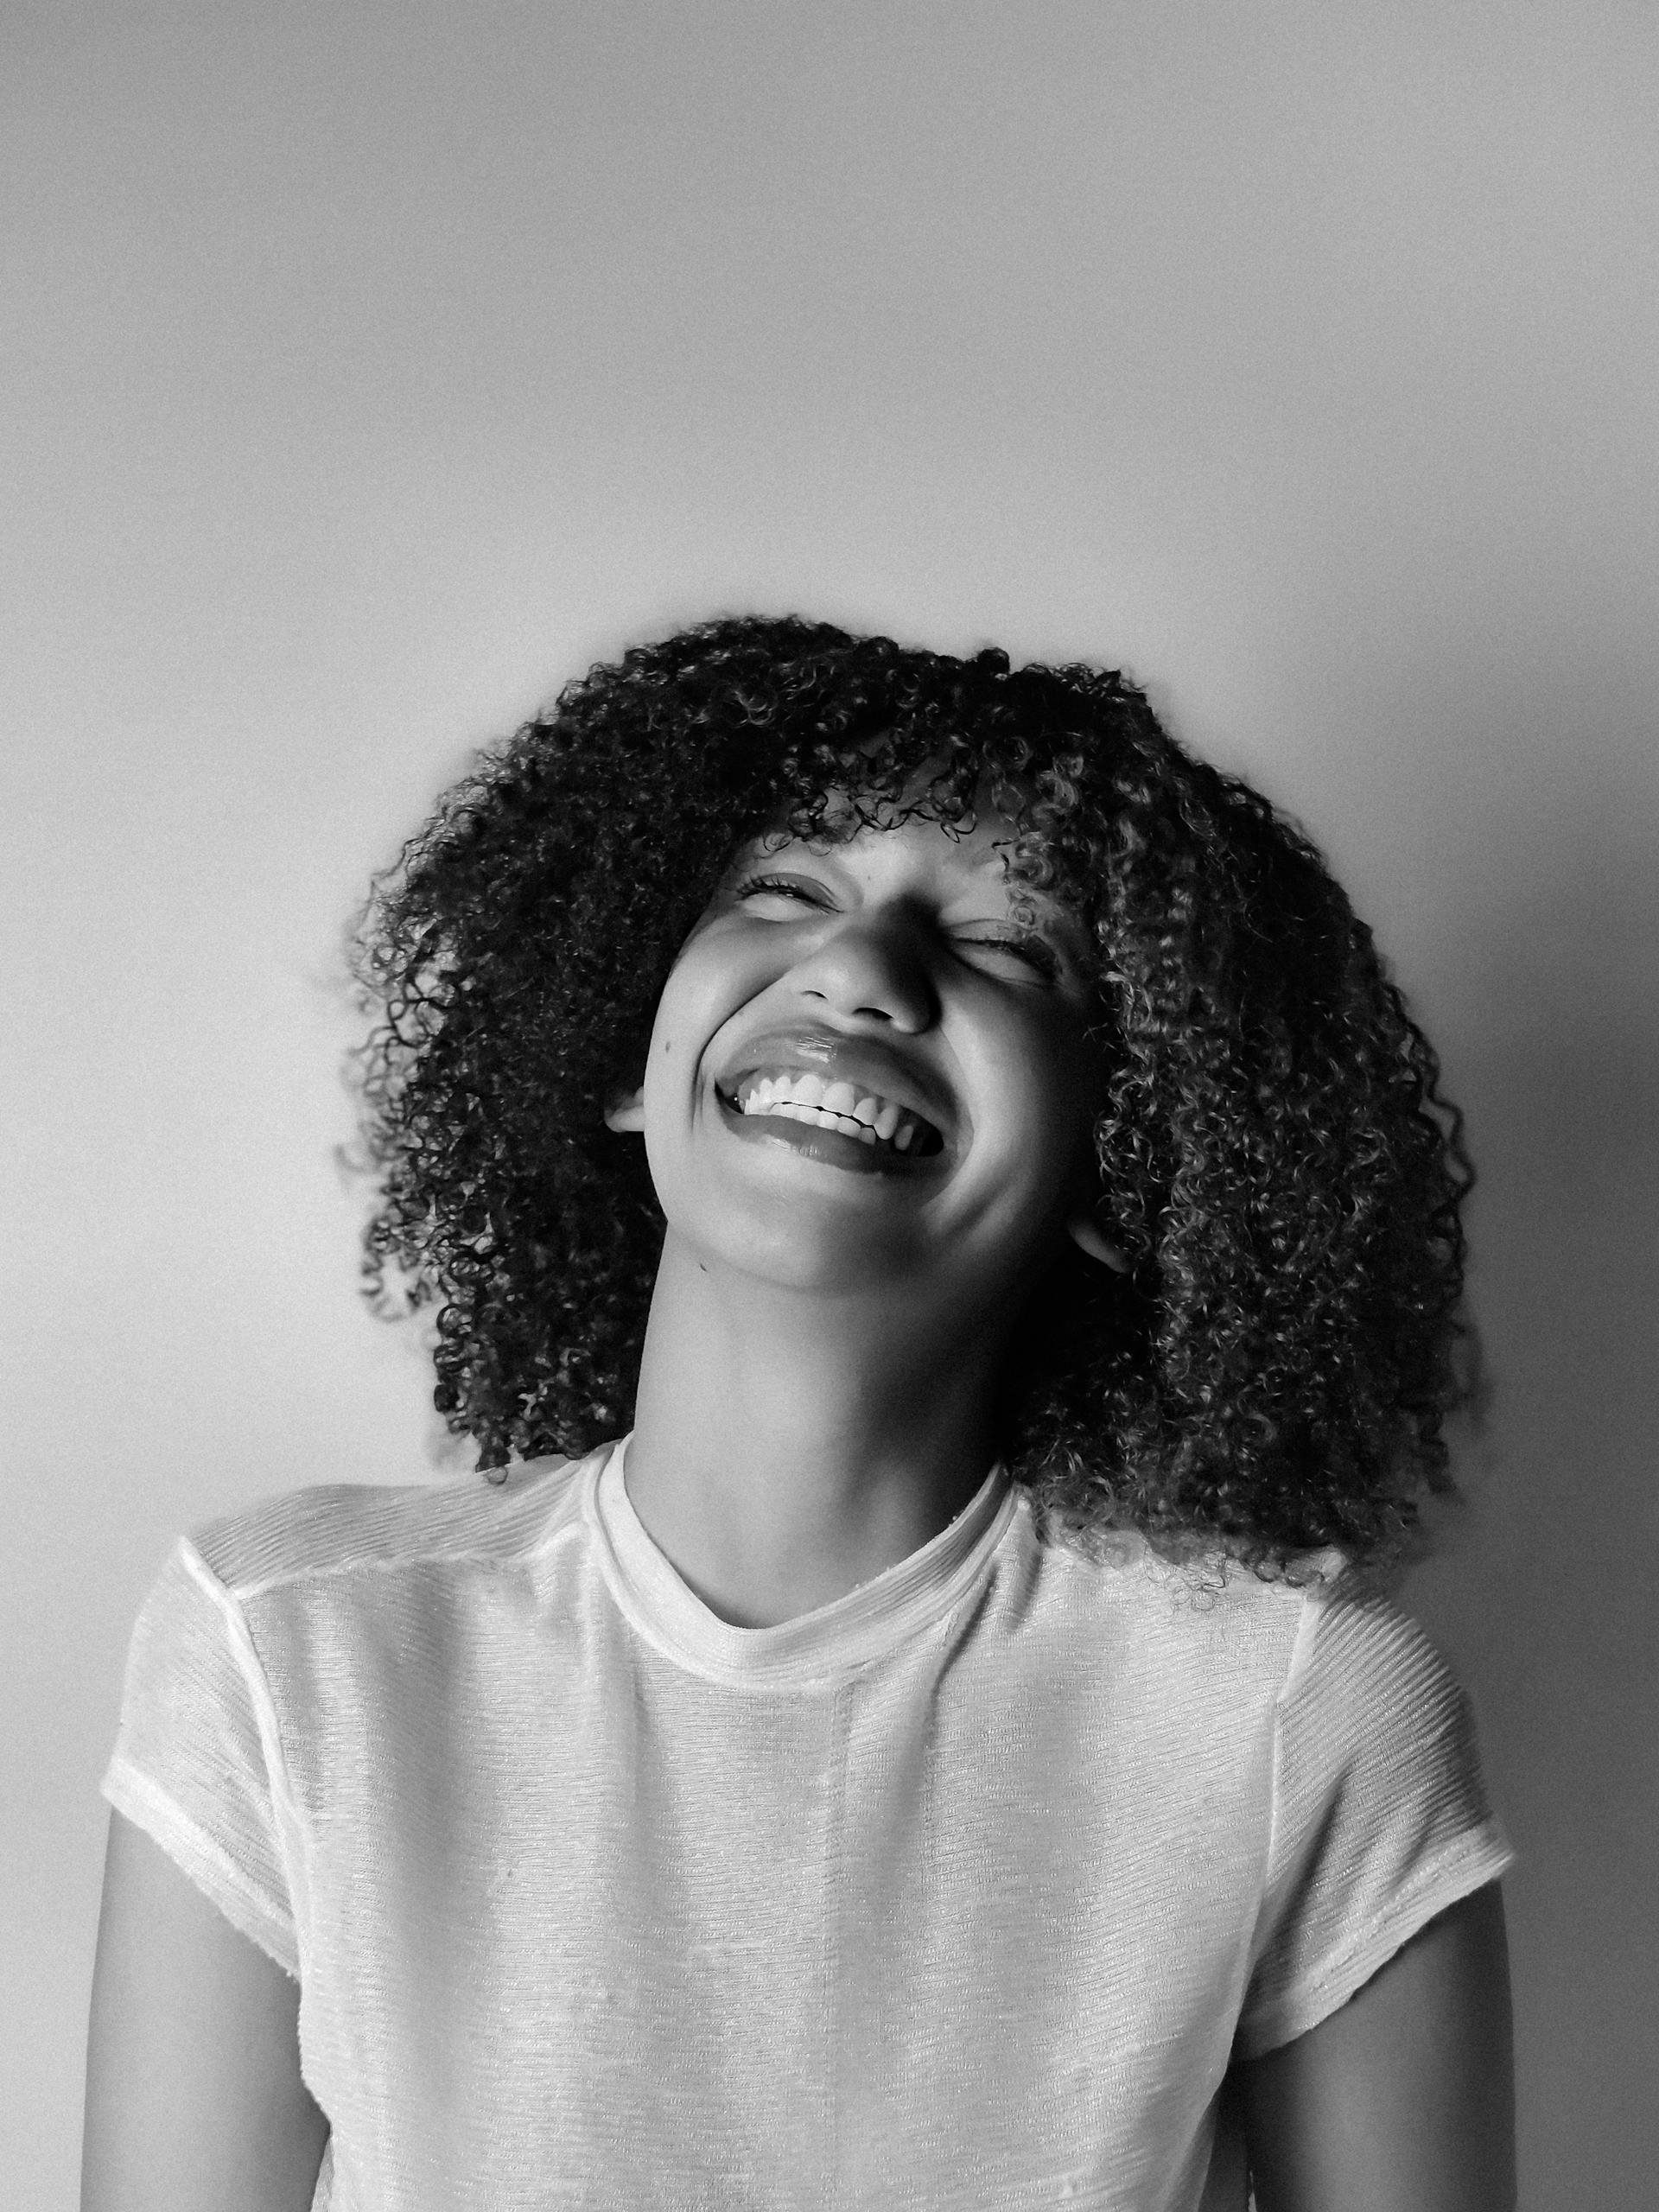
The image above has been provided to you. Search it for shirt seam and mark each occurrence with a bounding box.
[178,1536,314,1975]
[1245,1585,1319,1975]
[209,1467,588,1604]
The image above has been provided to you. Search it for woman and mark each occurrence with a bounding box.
[84,618,1516,2209]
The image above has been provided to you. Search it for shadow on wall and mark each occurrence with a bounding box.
[1404,817,1658,2212]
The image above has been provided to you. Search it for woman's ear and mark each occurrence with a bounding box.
[1062,1135,1130,1274]
[603,1084,645,1134]
[1066,1207,1130,1274]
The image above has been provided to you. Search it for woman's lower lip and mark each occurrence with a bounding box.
[715,1090,944,1178]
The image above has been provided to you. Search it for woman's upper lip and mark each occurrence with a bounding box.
[716,1029,955,1141]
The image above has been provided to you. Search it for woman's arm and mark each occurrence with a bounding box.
[1236,1881,1516,2212]
[82,1808,329,2212]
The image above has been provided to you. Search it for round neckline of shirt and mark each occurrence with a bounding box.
[585,1433,1019,1687]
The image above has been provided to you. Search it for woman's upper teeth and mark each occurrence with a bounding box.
[734,1070,936,1152]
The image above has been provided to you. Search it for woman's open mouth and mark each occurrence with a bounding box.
[714,1083,950,1178]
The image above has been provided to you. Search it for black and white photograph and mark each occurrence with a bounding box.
[5,4,1656,2207]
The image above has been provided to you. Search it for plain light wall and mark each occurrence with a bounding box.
[5,3,1656,2203]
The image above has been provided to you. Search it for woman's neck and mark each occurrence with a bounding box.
[621,1230,1011,1628]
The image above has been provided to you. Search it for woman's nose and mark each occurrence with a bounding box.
[790,910,935,1029]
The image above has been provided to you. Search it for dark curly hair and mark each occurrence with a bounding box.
[349,614,1475,1580]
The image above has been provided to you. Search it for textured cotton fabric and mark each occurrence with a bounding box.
[101,1436,1513,2212]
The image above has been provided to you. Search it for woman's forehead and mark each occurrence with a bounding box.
[738,808,1024,876]
[745,755,1040,852]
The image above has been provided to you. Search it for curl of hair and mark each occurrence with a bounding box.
[349,615,1475,1583]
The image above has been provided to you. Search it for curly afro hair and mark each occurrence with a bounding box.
[349,613,1475,1580]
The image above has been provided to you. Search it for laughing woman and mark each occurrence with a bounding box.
[84,618,1515,2211]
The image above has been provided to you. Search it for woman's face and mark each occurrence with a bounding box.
[607,779,1108,1315]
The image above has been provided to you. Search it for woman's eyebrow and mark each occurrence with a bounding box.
[724,836,1090,945]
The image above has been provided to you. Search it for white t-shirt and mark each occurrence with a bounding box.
[101,1435,1513,2212]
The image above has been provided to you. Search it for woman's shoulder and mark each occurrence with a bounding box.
[1034,1512,1431,1696]
[180,1446,599,1607]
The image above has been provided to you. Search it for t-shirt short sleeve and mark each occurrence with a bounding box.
[1234,1585,1515,2060]
[99,1537,301,1980]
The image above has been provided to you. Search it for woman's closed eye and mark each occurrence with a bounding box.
[730,874,1061,978]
